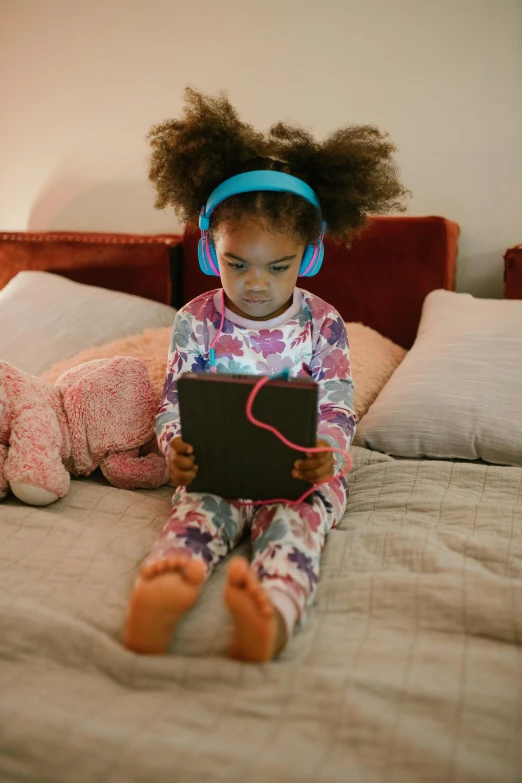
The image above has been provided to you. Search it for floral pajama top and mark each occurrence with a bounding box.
[155,288,356,472]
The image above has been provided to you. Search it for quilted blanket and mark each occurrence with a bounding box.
[0,447,521,783]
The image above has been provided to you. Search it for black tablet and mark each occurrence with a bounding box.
[177,372,318,501]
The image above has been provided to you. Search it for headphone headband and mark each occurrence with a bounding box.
[197,169,326,279]
[199,170,323,231]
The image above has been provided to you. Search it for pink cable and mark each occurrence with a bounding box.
[209,289,226,373]
[238,375,353,507]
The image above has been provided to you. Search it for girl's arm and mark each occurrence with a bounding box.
[309,311,356,460]
[155,310,206,459]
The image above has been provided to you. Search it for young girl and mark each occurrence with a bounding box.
[125,87,408,661]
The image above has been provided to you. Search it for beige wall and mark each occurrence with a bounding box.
[1,0,521,297]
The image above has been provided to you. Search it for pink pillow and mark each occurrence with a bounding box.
[42,328,171,404]
[41,323,406,422]
[346,323,407,420]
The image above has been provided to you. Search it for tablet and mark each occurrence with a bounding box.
[177,372,318,501]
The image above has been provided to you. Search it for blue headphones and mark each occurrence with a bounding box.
[198,170,327,277]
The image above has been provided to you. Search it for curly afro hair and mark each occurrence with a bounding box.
[148,87,410,247]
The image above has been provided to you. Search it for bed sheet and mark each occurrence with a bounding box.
[0,447,521,783]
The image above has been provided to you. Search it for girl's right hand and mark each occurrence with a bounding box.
[169,437,198,486]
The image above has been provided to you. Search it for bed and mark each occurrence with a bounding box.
[0,218,521,783]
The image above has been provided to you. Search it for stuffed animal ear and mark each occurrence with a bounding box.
[1,377,8,499]
[0,384,6,421]
[0,444,9,500]
[57,357,157,471]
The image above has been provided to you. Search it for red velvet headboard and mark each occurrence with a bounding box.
[0,216,459,349]
[181,216,459,349]
[0,231,182,305]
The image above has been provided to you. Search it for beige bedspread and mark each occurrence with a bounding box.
[1,447,521,783]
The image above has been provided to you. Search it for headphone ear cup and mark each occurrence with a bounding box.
[207,236,220,276]
[198,233,220,276]
[198,237,210,274]
[312,241,325,275]
[298,238,325,277]
[298,245,314,277]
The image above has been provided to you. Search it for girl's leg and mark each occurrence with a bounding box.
[125,490,246,654]
[225,483,346,662]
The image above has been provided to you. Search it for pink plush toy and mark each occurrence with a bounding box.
[0,357,169,506]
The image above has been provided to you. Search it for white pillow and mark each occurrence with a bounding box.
[357,289,522,467]
[0,271,176,376]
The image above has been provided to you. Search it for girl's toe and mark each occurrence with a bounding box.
[184,559,206,585]
[227,557,250,586]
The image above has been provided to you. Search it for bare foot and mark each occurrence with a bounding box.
[124,555,206,654]
[224,557,288,662]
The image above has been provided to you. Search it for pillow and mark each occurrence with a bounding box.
[0,271,176,376]
[42,327,172,398]
[344,322,407,421]
[357,289,522,466]
[41,321,406,422]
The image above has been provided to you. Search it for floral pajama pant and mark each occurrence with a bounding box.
[145,477,349,633]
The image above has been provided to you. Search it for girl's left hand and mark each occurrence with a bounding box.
[292,439,335,484]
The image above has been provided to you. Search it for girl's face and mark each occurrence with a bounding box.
[213,219,306,321]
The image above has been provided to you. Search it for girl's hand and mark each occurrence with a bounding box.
[169,437,198,486]
[292,439,335,485]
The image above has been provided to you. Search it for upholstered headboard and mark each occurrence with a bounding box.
[0,231,183,306]
[0,215,459,349]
